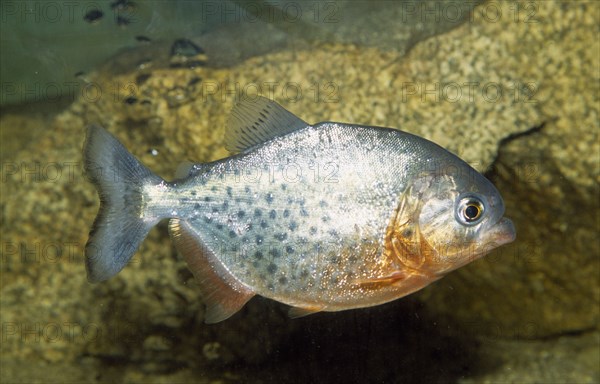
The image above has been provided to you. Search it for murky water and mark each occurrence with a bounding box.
[1,1,598,383]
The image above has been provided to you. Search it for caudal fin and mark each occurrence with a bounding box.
[83,125,164,282]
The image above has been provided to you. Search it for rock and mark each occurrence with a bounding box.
[416,0,599,338]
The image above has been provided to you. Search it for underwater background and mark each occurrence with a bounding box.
[1,0,598,383]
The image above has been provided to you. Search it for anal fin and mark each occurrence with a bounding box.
[169,219,255,323]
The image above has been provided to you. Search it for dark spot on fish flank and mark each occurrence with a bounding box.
[256,235,264,245]
[287,197,294,205]
[211,186,218,192]
[204,196,211,202]
[84,9,103,23]
[190,190,197,196]
[229,230,237,238]
[281,184,287,191]
[252,261,259,268]
[328,229,339,238]
[254,208,263,217]
[300,208,310,217]
[402,229,413,238]
[331,276,340,285]
[321,215,330,223]
[319,200,328,208]
[330,256,340,264]
[216,224,223,230]
[274,232,288,241]
[297,236,308,244]
[247,223,253,231]
[234,169,240,176]
[286,245,294,254]
[237,210,246,218]
[260,220,268,229]
[211,207,219,213]
[222,201,229,210]
[254,251,263,260]
[244,186,251,194]
[226,186,233,197]
[278,276,288,285]
[269,210,277,219]
[265,193,274,204]
[269,248,281,258]
[348,254,358,264]
[309,226,318,235]
[267,283,275,291]
[203,216,212,223]
[300,269,309,278]
[289,221,298,231]
[283,209,290,218]
[267,263,277,273]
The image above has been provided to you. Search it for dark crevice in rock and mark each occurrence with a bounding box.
[531,326,599,342]
[485,121,546,177]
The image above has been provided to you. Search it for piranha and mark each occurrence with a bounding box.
[83,96,516,323]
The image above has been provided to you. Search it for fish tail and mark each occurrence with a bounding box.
[83,125,164,282]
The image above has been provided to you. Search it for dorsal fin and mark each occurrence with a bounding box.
[174,161,195,179]
[225,96,308,153]
[169,219,255,323]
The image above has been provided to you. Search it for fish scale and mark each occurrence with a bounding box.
[167,125,403,297]
[83,97,515,323]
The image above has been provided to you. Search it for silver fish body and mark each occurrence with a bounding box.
[84,97,515,322]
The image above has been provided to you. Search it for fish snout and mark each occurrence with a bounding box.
[488,217,516,246]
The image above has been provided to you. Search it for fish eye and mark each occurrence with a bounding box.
[456,194,486,226]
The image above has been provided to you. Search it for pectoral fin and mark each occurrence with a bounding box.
[351,271,408,287]
[169,219,255,323]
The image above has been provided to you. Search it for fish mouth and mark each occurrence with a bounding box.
[488,217,516,246]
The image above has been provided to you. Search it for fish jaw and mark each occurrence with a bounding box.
[419,216,516,277]
[486,217,516,247]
